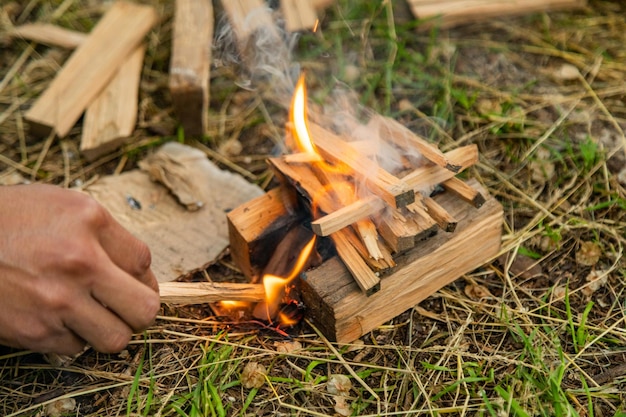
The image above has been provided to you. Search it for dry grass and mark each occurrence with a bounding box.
[1,0,626,416]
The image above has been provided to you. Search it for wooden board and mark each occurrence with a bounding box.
[280,0,318,32]
[80,44,145,161]
[25,2,157,137]
[169,0,213,137]
[300,179,503,343]
[407,0,587,29]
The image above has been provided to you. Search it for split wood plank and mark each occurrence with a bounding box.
[80,44,145,161]
[331,231,381,296]
[376,207,438,253]
[423,196,457,232]
[227,187,302,281]
[25,2,158,138]
[219,0,277,50]
[169,0,213,137]
[281,0,318,32]
[407,0,587,29]
[311,195,384,236]
[402,144,478,192]
[159,282,265,305]
[300,179,503,343]
[308,122,415,208]
[10,23,86,48]
[442,176,485,208]
[376,115,461,172]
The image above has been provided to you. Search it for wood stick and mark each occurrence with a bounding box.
[407,0,586,29]
[10,23,87,49]
[331,231,381,296]
[442,177,485,208]
[311,195,384,236]
[25,2,157,138]
[169,0,213,137]
[375,115,460,172]
[80,44,145,161]
[284,152,323,164]
[340,227,395,273]
[159,282,265,305]
[423,196,457,232]
[402,144,478,192]
[355,219,384,260]
[281,0,318,32]
[219,0,279,54]
[308,122,415,208]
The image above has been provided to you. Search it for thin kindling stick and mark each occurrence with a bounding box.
[159,282,265,305]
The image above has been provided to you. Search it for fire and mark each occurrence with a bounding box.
[290,74,319,157]
[261,235,316,322]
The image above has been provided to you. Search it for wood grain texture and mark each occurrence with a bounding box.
[280,0,318,32]
[80,44,145,161]
[25,2,157,137]
[159,282,265,305]
[169,0,213,136]
[301,179,503,343]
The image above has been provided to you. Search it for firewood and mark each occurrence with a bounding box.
[219,0,280,57]
[281,0,318,32]
[407,0,587,29]
[308,122,415,208]
[311,0,336,9]
[227,187,302,280]
[159,282,265,305]
[331,231,381,296]
[283,152,323,164]
[442,177,486,208]
[375,115,461,172]
[355,219,384,261]
[423,196,457,232]
[80,44,145,161]
[340,227,395,273]
[25,2,158,137]
[311,195,384,236]
[300,180,503,343]
[10,23,86,48]
[169,0,213,137]
[376,207,437,253]
[402,144,478,191]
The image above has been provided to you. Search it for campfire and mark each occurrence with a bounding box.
[216,73,504,342]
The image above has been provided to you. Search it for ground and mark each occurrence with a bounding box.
[1,1,626,416]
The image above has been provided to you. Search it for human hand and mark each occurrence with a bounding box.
[0,184,160,355]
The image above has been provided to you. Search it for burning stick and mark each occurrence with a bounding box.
[159,282,265,305]
[307,122,415,208]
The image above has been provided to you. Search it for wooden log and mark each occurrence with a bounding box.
[407,0,587,29]
[308,122,415,208]
[159,282,265,305]
[311,195,384,236]
[169,0,213,137]
[10,23,86,48]
[375,115,461,172]
[281,0,318,32]
[331,231,381,296]
[423,196,457,232]
[376,207,438,253]
[227,187,302,280]
[80,44,146,161]
[25,2,158,138]
[300,180,503,343]
[402,144,478,192]
[442,176,485,208]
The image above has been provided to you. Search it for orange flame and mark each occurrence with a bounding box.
[290,74,320,157]
[262,235,316,322]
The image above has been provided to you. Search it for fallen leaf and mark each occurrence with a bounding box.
[576,241,602,266]
[241,362,266,389]
[464,283,493,301]
[327,374,352,395]
[274,340,302,354]
[581,269,609,297]
[44,398,76,417]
